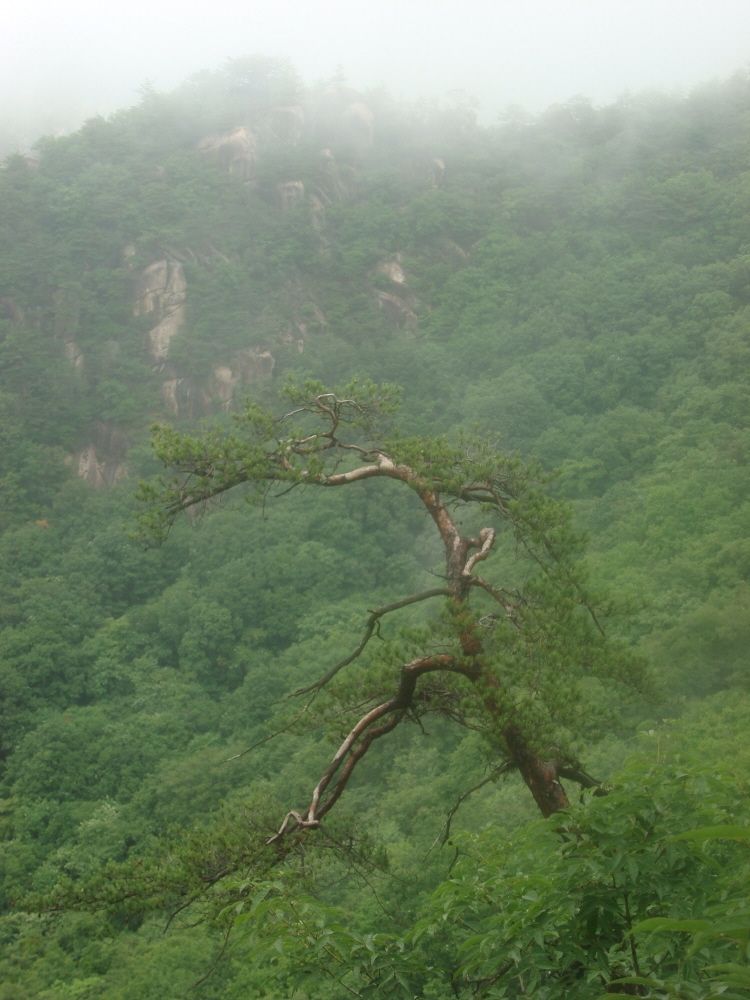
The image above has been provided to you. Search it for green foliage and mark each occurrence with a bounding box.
[628,823,750,999]
[3,57,750,999]
[417,748,749,998]
[166,747,749,1000]
[136,378,647,772]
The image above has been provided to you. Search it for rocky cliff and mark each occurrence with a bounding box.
[36,79,447,486]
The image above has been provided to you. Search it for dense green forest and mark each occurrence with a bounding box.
[1,56,750,998]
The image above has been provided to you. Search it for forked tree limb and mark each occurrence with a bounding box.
[314,714,401,823]
[462,527,496,576]
[267,654,474,845]
[147,392,627,826]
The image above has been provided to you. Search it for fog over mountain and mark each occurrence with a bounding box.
[3,0,750,154]
[5,3,750,996]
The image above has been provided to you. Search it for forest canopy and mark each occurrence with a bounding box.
[1,56,750,999]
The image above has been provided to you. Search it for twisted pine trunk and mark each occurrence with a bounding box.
[423,485,572,818]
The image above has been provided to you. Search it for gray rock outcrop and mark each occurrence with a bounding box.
[376,290,417,327]
[374,257,417,327]
[75,423,128,489]
[430,158,445,187]
[197,126,257,181]
[312,87,375,153]
[64,340,84,369]
[133,259,187,365]
[161,349,275,417]
[275,181,305,212]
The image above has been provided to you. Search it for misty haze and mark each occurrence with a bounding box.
[2,3,750,998]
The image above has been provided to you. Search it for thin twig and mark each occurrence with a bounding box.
[222,703,313,762]
[425,763,513,859]
[288,587,451,699]
[180,919,233,996]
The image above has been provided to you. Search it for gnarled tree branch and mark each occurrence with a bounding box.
[140,382,647,832]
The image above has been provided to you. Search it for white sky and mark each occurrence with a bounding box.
[2,0,750,148]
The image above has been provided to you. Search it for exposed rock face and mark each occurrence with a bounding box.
[161,379,212,420]
[313,87,375,153]
[161,379,181,417]
[76,423,128,489]
[275,180,305,212]
[148,309,183,364]
[376,290,417,327]
[77,446,127,489]
[375,257,417,327]
[64,340,84,369]
[161,349,275,417]
[377,259,408,286]
[306,149,345,251]
[318,148,345,201]
[441,238,469,259]
[133,260,187,365]
[209,350,276,410]
[197,126,257,181]
[210,365,239,408]
[236,347,275,381]
[134,259,184,315]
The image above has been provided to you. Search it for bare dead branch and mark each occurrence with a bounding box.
[311,654,475,815]
[307,698,405,821]
[222,702,316,762]
[315,713,401,822]
[268,654,474,845]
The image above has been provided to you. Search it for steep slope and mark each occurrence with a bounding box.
[1,59,750,998]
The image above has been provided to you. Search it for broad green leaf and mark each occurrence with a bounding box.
[632,917,713,934]
[670,825,750,842]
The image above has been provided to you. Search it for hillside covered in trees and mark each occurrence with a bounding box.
[1,57,750,999]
